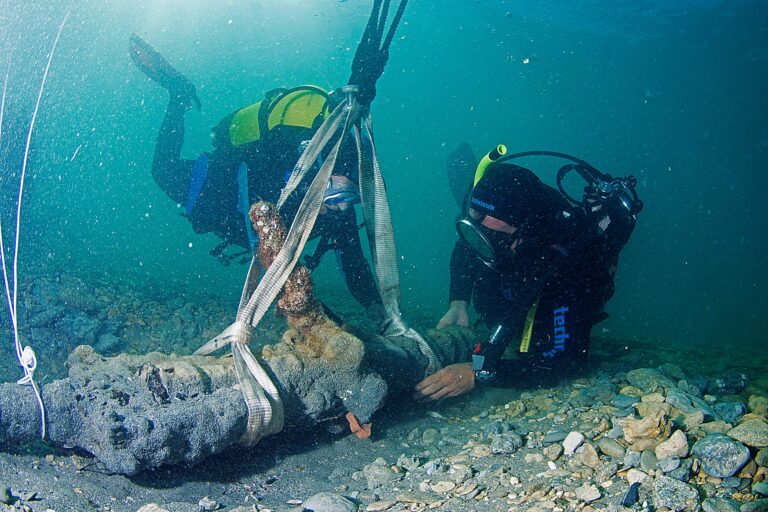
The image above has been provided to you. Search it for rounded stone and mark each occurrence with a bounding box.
[563,431,585,455]
[713,402,747,425]
[490,431,524,454]
[303,492,358,512]
[0,486,12,506]
[658,456,681,473]
[701,497,740,512]
[756,448,768,468]
[598,438,626,459]
[652,475,700,511]
[655,430,689,460]
[754,482,768,497]
[740,499,768,512]
[727,419,768,448]
[575,482,601,503]
[692,433,751,478]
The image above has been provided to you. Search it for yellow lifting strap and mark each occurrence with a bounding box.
[519,298,540,353]
[229,85,331,147]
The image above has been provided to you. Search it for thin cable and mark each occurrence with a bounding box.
[14,7,71,318]
[5,5,71,442]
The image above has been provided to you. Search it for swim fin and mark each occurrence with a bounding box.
[447,142,477,209]
[129,34,201,110]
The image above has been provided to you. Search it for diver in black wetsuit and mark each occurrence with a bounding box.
[128,36,384,318]
[415,149,642,400]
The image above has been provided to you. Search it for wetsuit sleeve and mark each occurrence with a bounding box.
[151,99,195,205]
[333,210,382,308]
[448,239,480,303]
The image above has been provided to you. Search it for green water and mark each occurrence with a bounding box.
[1,0,767,358]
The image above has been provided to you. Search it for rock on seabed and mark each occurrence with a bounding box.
[728,419,768,448]
[653,475,700,511]
[692,433,751,478]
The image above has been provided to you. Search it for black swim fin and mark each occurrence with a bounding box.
[129,34,201,110]
[447,142,477,210]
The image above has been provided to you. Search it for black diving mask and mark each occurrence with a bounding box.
[456,218,516,270]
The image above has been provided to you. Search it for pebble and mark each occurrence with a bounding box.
[749,396,768,416]
[575,483,601,503]
[525,453,545,463]
[626,368,675,393]
[686,410,706,430]
[136,506,170,512]
[422,428,438,445]
[626,468,649,485]
[640,450,658,472]
[701,497,741,512]
[710,373,748,395]
[624,449,641,468]
[656,430,689,459]
[668,464,693,482]
[0,485,11,505]
[740,499,768,512]
[471,444,492,458]
[754,482,768,496]
[303,493,357,512]
[728,420,768,448]
[363,458,404,489]
[622,481,641,507]
[543,430,568,444]
[658,456,681,473]
[653,475,700,511]
[714,402,748,425]
[447,464,473,484]
[580,443,602,470]
[642,392,666,403]
[563,431,585,455]
[544,443,563,461]
[430,481,456,493]
[598,438,625,459]
[756,448,768,468]
[612,395,641,409]
[198,497,219,511]
[366,501,396,512]
[692,433,751,478]
[490,431,524,454]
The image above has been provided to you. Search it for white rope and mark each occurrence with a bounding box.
[0,6,71,442]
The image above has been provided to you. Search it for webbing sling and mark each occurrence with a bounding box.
[198,91,440,443]
[355,114,441,374]
[194,100,351,444]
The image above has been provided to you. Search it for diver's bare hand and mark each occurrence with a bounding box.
[436,300,469,329]
[413,363,475,401]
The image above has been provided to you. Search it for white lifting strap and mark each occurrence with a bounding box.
[354,114,441,375]
[195,100,357,444]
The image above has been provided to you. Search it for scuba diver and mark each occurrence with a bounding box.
[127,1,408,325]
[414,145,643,400]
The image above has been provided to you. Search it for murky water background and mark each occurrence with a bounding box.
[1,0,766,375]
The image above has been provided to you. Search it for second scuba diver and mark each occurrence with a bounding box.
[414,146,643,400]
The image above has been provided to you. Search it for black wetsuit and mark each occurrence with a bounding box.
[450,168,634,385]
[151,98,381,309]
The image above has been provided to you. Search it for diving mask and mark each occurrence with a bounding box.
[456,217,516,270]
[324,176,360,207]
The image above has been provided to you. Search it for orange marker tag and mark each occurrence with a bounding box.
[345,411,372,439]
